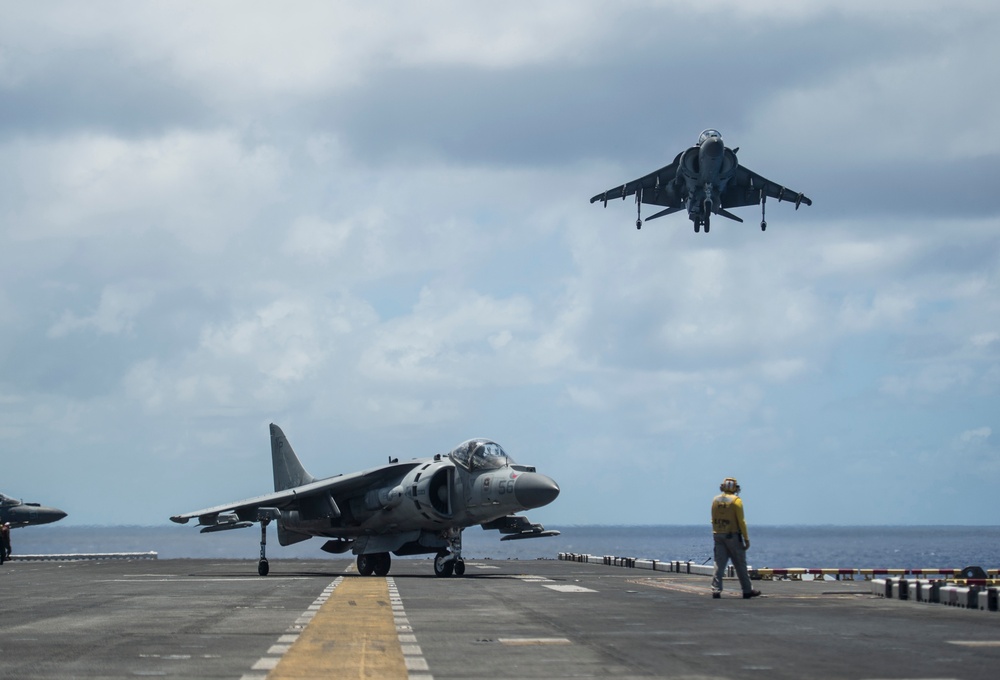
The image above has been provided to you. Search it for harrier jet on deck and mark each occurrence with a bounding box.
[591,129,812,233]
[171,424,560,577]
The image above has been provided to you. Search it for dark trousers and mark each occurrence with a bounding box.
[712,533,752,594]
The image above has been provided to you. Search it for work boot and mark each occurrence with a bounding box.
[743,589,762,599]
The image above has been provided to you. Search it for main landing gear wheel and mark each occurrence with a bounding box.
[258,559,269,576]
[357,552,392,576]
[760,220,767,231]
[454,559,466,576]
[434,552,454,578]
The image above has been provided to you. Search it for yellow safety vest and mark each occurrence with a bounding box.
[712,492,748,538]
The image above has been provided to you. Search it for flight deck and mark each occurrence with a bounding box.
[2,557,999,679]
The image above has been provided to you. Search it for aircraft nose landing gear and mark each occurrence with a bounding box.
[433,528,466,577]
[434,551,454,577]
[433,551,466,577]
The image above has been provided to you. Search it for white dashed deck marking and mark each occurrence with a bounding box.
[543,584,598,593]
[388,577,434,680]
[242,575,344,679]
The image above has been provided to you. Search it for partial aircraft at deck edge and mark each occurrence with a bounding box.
[591,129,812,233]
[171,424,560,577]
[0,492,67,527]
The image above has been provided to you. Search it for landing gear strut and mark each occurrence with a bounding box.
[635,186,643,229]
[258,519,270,576]
[760,195,767,231]
[433,528,465,577]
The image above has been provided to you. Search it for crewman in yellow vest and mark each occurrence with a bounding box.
[711,477,761,599]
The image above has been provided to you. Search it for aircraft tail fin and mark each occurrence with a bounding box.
[270,423,316,491]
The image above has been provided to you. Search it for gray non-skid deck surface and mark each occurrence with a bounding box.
[1,558,998,679]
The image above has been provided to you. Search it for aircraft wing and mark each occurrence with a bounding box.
[722,164,813,210]
[170,460,422,526]
[590,153,683,209]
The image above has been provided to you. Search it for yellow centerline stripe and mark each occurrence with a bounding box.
[268,575,408,679]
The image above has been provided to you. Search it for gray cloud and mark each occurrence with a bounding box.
[1,2,998,528]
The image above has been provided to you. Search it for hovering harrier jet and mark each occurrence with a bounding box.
[591,129,812,233]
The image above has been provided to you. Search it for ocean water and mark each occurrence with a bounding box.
[9,525,999,569]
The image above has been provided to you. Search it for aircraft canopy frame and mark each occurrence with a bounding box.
[448,440,512,471]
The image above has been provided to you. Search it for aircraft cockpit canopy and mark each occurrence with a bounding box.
[448,440,512,471]
[698,129,722,145]
[0,493,19,507]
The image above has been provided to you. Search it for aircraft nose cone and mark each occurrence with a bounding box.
[514,473,560,510]
[701,136,724,159]
[25,506,68,525]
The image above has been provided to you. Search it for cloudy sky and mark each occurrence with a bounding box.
[2,1,998,531]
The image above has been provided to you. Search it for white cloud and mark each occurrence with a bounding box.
[816,237,920,276]
[756,358,808,383]
[2,2,999,528]
[4,132,286,252]
[960,426,991,444]
[282,215,354,262]
[748,27,1000,162]
[971,332,999,349]
[1,2,609,101]
[837,289,917,333]
[359,286,537,386]
[48,285,153,338]
[880,364,974,399]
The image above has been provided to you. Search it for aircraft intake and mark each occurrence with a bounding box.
[397,462,454,521]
